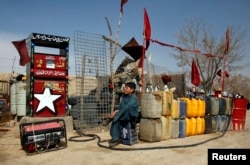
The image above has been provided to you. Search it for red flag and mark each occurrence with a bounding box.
[143,8,151,50]
[191,59,200,86]
[224,27,230,54]
[12,39,30,66]
[120,0,128,13]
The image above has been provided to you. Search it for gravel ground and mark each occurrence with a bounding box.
[0,111,249,165]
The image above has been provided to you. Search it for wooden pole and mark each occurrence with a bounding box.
[221,54,227,92]
[221,27,230,92]
[111,11,124,111]
[141,46,146,94]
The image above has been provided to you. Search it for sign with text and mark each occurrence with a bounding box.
[208,149,250,165]
[34,53,67,70]
[33,69,67,78]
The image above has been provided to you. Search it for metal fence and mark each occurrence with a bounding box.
[71,31,186,133]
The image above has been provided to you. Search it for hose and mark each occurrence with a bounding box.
[68,127,226,151]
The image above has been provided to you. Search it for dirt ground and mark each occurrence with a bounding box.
[1,111,250,165]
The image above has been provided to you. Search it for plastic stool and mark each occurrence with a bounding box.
[121,122,138,145]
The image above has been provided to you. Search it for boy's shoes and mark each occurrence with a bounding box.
[109,139,120,148]
[102,118,112,126]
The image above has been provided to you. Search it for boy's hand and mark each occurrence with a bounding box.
[109,110,119,119]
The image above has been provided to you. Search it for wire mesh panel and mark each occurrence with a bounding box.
[72,31,111,132]
[71,31,142,132]
[71,31,186,133]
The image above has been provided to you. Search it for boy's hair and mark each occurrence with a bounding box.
[125,82,136,92]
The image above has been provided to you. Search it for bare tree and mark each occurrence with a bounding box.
[171,18,248,94]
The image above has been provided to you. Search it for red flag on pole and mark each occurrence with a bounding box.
[191,59,200,86]
[224,27,230,54]
[143,8,151,50]
[120,0,128,13]
[12,39,30,66]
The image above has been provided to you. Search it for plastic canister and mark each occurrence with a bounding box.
[218,98,227,115]
[179,99,187,119]
[196,117,205,135]
[162,91,173,116]
[203,96,211,114]
[179,118,186,138]
[210,97,219,115]
[171,99,180,119]
[140,93,162,118]
[231,98,247,131]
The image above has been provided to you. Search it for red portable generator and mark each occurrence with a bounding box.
[19,119,67,155]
